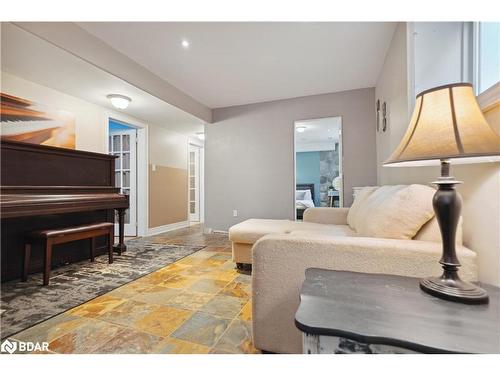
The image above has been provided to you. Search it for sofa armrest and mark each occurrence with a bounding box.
[251,233,477,354]
[302,207,349,225]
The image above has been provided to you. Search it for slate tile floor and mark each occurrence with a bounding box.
[9,225,259,354]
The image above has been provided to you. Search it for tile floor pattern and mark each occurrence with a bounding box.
[1,240,205,338]
[8,226,259,354]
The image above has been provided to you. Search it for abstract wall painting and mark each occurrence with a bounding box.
[0,92,75,149]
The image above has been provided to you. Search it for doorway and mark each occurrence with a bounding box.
[294,116,343,220]
[188,143,202,223]
[108,119,138,236]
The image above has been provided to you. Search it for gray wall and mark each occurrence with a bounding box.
[205,88,377,231]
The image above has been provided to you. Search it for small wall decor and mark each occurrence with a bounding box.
[0,92,75,149]
[382,101,387,132]
[376,99,380,132]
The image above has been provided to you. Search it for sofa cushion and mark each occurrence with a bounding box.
[230,219,297,244]
[347,186,379,230]
[288,226,356,238]
[355,184,436,240]
[229,219,352,245]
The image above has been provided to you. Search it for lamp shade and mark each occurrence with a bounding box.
[385,83,500,167]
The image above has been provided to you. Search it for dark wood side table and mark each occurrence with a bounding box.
[295,268,500,354]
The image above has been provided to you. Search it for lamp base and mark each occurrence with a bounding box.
[420,276,489,305]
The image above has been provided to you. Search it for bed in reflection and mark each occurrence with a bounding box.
[296,183,315,220]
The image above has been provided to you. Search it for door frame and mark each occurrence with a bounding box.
[109,128,138,236]
[188,137,204,224]
[104,111,149,237]
[292,116,344,219]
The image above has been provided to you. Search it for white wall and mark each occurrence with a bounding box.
[205,88,377,231]
[413,22,470,96]
[376,22,500,286]
[148,125,188,169]
[295,141,338,153]
[14,22,212,123]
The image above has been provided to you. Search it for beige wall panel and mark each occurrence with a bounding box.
[149,165,188,228]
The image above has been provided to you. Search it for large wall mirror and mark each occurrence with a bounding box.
[294,116,343,220]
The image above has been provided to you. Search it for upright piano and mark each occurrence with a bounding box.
[0,140,129,281]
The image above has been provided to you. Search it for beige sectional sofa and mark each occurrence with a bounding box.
[228,184,478,354]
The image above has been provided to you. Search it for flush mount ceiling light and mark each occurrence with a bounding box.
[196,132,205,140]
[107,94,131,110]
[181,39,190,49]
[296,126,307,133]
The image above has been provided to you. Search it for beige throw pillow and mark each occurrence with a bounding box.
[355,184,436,240]
[347,186,379,230]
[414,216,463,245]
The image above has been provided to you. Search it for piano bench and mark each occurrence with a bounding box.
[22,222,115,286]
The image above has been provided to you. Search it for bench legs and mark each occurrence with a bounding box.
[43,239,53,286]
[22,243,31,282]
[108,230,114,264]
[90,237,96,262]
[22,240,53,286]
[23,229,114,286]
[92,233,114,264]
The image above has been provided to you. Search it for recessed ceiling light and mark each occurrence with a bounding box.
[181,39,190,49]
[296,126,307,133]
[107,94,131,110]
[196,132,205,140]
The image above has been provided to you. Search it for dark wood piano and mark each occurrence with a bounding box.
[0,139,129,281]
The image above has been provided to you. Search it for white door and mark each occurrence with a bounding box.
[109,130,137,236]
[189,144,201,222]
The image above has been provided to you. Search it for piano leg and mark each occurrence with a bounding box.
[113,208,127,255]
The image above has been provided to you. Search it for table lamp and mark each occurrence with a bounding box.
[384,83,500,304]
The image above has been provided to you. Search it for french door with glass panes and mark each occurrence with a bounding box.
[189,144,201,222]
[109,130,137,236]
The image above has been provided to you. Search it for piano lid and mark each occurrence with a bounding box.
[1,139,117,187]
[0,192,128,219]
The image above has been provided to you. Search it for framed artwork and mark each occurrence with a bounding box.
[0,92,75,149]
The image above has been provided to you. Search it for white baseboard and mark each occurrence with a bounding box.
[203,227,228,235]
[147,221,189,236]
[213,230,229,235]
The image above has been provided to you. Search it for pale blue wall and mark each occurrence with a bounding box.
[296,151,320,206]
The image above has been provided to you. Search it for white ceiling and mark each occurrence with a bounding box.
[1,23,204,136]
[295,116,341,152]
[78,22,397,108]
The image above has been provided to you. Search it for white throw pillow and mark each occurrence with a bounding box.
[355,184,436,240]
[347,186,379,230]
[296,189,312,201]
[295,190,306,200]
